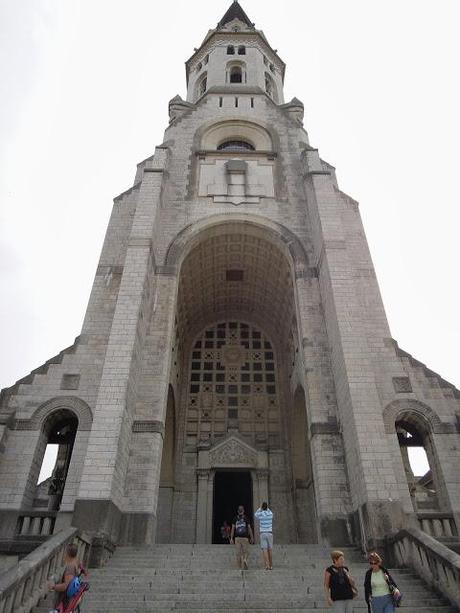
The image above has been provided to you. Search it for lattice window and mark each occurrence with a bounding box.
[185,321,280,446]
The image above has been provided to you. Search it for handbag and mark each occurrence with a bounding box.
[385,573,402,607]
[344,569,358,598]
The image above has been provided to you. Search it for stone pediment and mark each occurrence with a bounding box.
[209,434,257,467]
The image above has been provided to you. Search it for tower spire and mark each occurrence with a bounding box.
[217,0,255,30]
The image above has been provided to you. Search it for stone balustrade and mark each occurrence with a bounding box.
[0,527,91,613]
[417,512,458,539]
[387,527,460,608]
[15,512,57,538]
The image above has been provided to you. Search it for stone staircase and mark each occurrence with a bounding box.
[33,544,457,613]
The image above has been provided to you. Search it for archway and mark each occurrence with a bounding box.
[166,220,311,543]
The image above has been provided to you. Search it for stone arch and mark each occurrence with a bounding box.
[31,396,93,431]
[384,399,452,512]
[383,399,445,435]
[194,116,279,152]
[201,119,271,151]
[163,213,311,276]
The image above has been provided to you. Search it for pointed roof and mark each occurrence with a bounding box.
[217,1,254,30]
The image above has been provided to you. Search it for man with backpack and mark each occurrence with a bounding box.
[230,504,254,569]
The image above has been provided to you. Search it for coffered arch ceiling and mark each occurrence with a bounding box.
[176,229,296,346]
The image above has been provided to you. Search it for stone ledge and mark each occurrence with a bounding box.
[132,420,165,436]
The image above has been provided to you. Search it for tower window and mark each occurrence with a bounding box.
[230,67,242,83]
[217,140,255,151]
[269,63,275,73]
[238,46,246,55]
[196,62,202,72]
[227,45,235,55]
[197,75,207,97]
[204,54,209,64]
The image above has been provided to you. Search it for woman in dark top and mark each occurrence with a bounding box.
[324,549,357,612]
[364,552,401,613]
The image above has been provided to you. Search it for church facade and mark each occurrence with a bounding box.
[1,2,459,554]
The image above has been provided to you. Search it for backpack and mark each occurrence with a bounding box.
[235,516,248,537]
[66,575,81,598]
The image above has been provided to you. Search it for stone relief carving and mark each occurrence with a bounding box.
[209,437,257,466]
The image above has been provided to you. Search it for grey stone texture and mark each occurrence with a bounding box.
[1,5,459,552]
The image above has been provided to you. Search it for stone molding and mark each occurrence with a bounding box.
[209,436,257,466]
[14,396,93,431]
[383,399,454,435]
[310,421,339,436]
[132,420,165,436]
[164,213,310,273]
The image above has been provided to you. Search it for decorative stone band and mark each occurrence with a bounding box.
[303,169,331,177]
[132,420,165,437]
[310,421,339,436]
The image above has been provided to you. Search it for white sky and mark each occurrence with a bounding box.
[1,0,459,405]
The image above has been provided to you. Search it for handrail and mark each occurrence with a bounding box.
[386,527,460,609]
[0,527,91,613]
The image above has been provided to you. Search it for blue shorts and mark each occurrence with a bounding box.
[260,532,273,550]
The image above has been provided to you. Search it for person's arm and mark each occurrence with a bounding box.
[364,570,372,607]
[254,508,262,519]
[324,569,333,606]
[50,569,74,593]
[230,524,235,543]
[248,521,254,544]
[384,569,400,593]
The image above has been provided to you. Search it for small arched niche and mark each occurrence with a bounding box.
[195,73,208,100]
[265,72,278,103]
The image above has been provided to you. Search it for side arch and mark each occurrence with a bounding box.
[30,396,93,431]
[383,399,451,435]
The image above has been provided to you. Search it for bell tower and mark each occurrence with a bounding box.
[186,1,284,104]
[1,1,459,558]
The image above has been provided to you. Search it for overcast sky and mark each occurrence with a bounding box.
[1,0,459,414]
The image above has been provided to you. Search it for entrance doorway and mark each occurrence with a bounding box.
[212,471,253,543]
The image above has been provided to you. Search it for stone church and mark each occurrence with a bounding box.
[1,1,459,559]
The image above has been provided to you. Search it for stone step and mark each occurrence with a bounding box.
[32,602,458,613]
[33,544,452,613]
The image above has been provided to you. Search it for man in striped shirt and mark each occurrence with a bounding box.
[254,502,274,570]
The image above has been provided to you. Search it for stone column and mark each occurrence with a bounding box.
[196,469,210,543]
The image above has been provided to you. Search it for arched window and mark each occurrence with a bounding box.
[230,66,242,83]
[196,62,202,72]
[185,322,280,447]
[396,418,439,511]
[238,46,246,55]
[217,140,255,151]
[265,74,273,97]
[35,410,78,511]
[196,73,208,99]
[227,45,235,55]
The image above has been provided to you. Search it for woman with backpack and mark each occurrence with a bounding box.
[48,543,82,613]
[324,550,357,612]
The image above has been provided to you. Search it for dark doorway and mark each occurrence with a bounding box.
[212,471,253,544]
